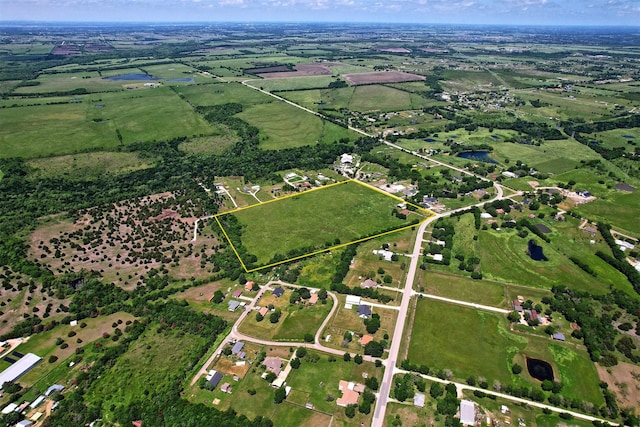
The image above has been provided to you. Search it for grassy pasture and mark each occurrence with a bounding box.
[178,125,239,155]
[27,151,154,179]
[12,71,126,94]
[257,76,337,91]
[218,180,425,267]
[478,229,618,294]
[10,312,136,388]
[174,82,272,107]
[0,87,212,158]
[238,101,355,149]
[420,271,507,308]
[574,189,640,235]
[408,298,524,384]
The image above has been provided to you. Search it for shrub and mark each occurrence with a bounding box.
[48,355,58,363]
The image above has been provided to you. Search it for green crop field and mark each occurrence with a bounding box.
[237,101,355,149]
[27,151,154,179]
[0,87,213,158]
[217,180,428,268]
[257,76,337,92]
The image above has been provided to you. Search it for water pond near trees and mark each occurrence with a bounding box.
[526,357,554,381]
[456,150,499,164]
[527,239,548,261]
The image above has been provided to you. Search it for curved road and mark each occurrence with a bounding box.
[191,281,380,386]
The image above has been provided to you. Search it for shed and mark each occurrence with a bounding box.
[16,421,34,427]
[45,384,65,396]
[0,353,42,389]
[273,287,285,298]
[552,332,566,341]
[29,395,45,409]
[413,392,425,407]
[231,341,245,355]
[345,295,361,306]
[208,371,223,388]
[460,399,476,426]
[228,300,241,312]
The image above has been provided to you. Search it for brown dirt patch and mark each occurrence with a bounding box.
[343,71,426,86]
[527,180,540,188]
[256,63,340,79]
[596,361,640,409]
[214,356,251,378]
[29,190,220,288]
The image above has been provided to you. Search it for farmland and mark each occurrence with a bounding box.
[216,180,429,268]
[0,21,639,427]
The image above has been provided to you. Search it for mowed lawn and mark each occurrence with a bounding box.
[219,180,425,266]
[0,87,213,158]
[575,189,640,235]
[408,298,526,384]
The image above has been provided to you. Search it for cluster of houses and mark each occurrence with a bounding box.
[1,383,64,426]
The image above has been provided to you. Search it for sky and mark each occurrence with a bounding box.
[1,0,639,26]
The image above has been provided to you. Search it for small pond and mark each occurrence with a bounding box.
[104,73,158,81]
[527,239,548,261]
[424,138,437,142]
[526,357,554,381]
[456,150,499,164]
[490,135,500,140]
[623,135,634,139]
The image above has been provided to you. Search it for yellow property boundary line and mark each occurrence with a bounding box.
[214,179,435,272]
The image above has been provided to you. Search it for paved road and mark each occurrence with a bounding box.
[372,186,506,427]
[395,367,619,427]
[190,281,380,386]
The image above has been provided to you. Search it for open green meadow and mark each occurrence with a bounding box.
[478,228,622,294]
[574,189,640,235]
[238,101,355,149]
[0,87,213,158]
[408,298,525,384]
[174,82,273,107]
[27,151,155,179]
[256,76,337,92]
[420,271,507,308]
[408,299,603,404]
[217,180,427,267]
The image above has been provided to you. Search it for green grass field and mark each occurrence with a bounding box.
[0,87,213,158]
[408,298,525,384]
[174,82,273,107]
[420,271,507,308]
[575,189,640,235]
[408,299,603,405]
[27,151,154,179]
[237,101,355,149]
[218,180,427,267]
[477,229,619,294]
